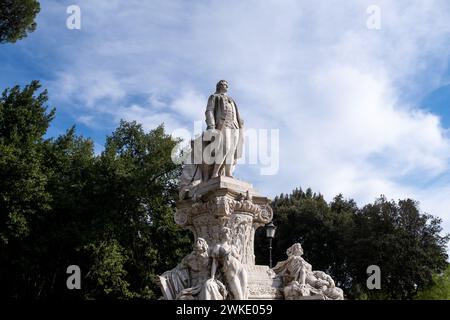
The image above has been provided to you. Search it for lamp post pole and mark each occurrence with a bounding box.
[265,221,276,269]
[269,237,273,268]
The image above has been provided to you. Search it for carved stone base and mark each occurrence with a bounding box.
[161,176,287,300]
[175,176,273,265]
[245,265,283,300]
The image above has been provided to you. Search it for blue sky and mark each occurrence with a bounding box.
[1,0,450,249]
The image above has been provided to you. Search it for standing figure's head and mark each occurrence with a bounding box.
[194,237,209,253]
[286,243,304,257]
[219,226,232,243]
[216,80,228,94]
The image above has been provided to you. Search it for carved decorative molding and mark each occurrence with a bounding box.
[248,286,283,299]
[175,196,273,227]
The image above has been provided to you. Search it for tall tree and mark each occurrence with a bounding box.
[0,81,55,298]
[349,197,449,299]
[81,121,192,299]
[0,0,40,43]
[0,80,54,245]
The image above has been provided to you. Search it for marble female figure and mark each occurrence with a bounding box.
[210,227,248,300]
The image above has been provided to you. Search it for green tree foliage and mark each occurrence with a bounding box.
[82,120,192,299]
[415,265,450,300]
[0,0,40,43]
[0,81,54,244]
[0,81,191,299]
[349,197,448,299]
[0,81,55,298]
[255,188,449,300]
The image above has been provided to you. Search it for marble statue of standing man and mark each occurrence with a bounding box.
[205,80,244,178]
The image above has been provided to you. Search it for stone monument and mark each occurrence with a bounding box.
[158,80,343,300]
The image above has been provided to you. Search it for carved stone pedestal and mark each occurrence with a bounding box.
[170,176,283,299]
[175,176,273,265]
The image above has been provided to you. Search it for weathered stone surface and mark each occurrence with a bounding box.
[245,265,283,300]
[175,176,272,266]
[160,175,279,300]
[273,243,344,300]
[179,80,244,199]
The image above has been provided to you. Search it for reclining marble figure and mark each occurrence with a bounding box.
[272,243,344,300]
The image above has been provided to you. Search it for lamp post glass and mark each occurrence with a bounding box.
[266,222,276,239]
[266,222,276,268]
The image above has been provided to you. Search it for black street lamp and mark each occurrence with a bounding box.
[265,222,276,268]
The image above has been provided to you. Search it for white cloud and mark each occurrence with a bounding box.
[170,89,207,123]
[113,104,184,133]
[52,70,126,108]
[77,115,95,126]
[36,0,450,252]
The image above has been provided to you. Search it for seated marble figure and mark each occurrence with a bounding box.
[272,243,344,300]
[158,238,227,300]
